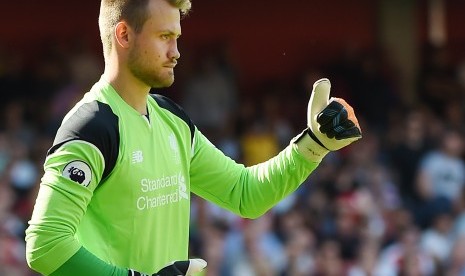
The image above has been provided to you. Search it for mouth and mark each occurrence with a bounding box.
[164,62,177,69]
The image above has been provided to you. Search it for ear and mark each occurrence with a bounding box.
[114,21,131,49]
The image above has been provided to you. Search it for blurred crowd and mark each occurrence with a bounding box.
[0,38,465,276]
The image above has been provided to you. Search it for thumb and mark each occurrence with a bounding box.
[155,259,207,276]
[308,78,331,135]
[185,259,207,275]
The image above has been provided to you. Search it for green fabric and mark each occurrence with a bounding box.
[25,141,105,275]
[25,78,319,275]
[50,247,127,276]
[190,132,319,218]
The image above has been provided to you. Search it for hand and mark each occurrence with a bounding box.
[129,258,207,276]
[294,78,362,161]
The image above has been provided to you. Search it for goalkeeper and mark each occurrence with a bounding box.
[25,0,362,275]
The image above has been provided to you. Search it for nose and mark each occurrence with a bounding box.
[168,40,180,61]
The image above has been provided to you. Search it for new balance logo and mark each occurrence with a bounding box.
[132,150,144,163]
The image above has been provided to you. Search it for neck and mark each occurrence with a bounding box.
[103,65,150,115]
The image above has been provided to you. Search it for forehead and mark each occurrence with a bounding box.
[144,0,181,34]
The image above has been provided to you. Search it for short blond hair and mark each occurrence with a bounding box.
[99,0,191,60]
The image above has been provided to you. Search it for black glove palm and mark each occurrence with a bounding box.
[294,78,362,162]
[316,100,362,141]
[128,259,206,276]
[155,260,190,276]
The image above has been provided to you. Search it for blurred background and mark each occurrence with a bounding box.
[1,0,465,275]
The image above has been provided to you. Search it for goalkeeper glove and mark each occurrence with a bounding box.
[294,78,362,162]
[128,258,207,276]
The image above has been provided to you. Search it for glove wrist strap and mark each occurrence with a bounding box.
[293,128,329,162]
[307,128,329,150]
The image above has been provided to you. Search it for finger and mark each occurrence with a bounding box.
[156,263,184,276]
[331,97,361,132]
[317,101,348,128]
[334,123,362,140]
[157,259,207,276]
[317,101,362,140]
[308,78,331,124]
[172,260,190,274]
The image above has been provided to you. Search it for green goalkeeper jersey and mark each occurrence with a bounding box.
[25,78,319,275]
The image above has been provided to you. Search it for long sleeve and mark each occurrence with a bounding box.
[25,141,124,275]
[189,129,319,218]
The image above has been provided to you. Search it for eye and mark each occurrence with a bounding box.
[160,34,170,40]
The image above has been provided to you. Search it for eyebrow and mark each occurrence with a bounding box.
[160,30,181,38]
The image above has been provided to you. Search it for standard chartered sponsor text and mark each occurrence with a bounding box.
[141,174,179,192]
[137,192,179,210]
[137,172,188,210]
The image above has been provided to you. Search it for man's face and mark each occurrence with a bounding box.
[128,0,181,88]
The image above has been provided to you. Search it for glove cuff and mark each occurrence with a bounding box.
[292,128,329,162]
[307,128,329,150]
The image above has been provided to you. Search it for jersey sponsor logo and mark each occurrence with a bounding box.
[132,150,144,163]
[62,160,92,187]
[136,172,188,210]
[178,173,188,200]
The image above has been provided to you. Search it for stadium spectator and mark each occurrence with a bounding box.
[2,3,465,274]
